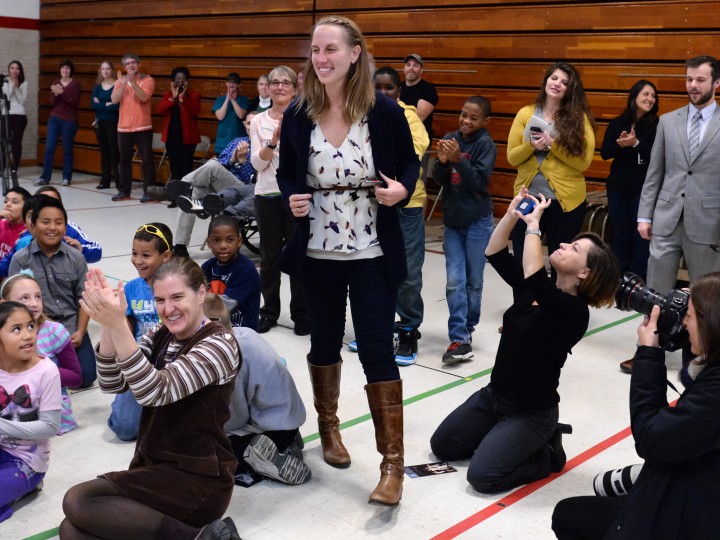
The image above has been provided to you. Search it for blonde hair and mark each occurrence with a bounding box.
[0,273,47,327]
[96,61,116,84]
[299,15,375,123]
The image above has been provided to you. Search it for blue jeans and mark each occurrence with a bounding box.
[396,206,425,329]
[42,115,78,181]
[443,215,494,344]
[76,332,96,388]
[107,390,142,441]
[607,190,650,277]
[430,385,558,493]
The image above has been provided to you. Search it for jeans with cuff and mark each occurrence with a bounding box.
[42,115,78,181]
[443,215,494,344]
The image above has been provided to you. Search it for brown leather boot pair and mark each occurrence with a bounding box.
[307,361,404,506]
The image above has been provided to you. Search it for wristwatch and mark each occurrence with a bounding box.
[525,229,542,237]
[264,141,277,149]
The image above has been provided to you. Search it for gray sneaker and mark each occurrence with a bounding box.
[442,342,474,365]
[243,434,312,485]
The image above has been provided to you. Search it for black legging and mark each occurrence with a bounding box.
[552,496,627,539]
[8,114,27,172]
[60,478,201,540]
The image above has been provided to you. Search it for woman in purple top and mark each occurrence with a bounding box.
[37,59,81,187]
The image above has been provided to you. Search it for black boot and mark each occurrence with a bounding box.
[549,423,573,472]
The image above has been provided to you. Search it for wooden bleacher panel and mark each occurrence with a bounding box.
[38,0,720,217]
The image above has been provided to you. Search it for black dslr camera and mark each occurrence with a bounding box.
[615,272,689,351]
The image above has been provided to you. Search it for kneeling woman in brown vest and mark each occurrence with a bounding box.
[60,258,241,540]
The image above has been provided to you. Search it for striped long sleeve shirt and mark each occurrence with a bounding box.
[96,329,239,406]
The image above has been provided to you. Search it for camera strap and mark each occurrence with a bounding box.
[666,379,682,397]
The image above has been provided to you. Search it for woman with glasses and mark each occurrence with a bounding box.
[61,259,241,539]
[276,16,419,506]
[250,66,310,336]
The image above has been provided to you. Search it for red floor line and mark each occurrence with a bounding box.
[429,426,633,540]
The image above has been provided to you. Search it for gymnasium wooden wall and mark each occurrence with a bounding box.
[39,0,718,214]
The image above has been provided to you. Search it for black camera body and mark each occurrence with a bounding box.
[615,272,689,351]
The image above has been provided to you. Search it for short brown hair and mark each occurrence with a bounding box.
[574,232,620,308]
[152,257,205,292]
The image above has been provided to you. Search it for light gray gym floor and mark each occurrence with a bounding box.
[1,167,680,540]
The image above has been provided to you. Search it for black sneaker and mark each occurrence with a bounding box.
[293,319,311,336]
[243,434,312,485]
[395,327,419,366]
[173,244,190,258]
[164,180,193,202]
[442,342,474,365]
[258,316,277,334]
[139,193,156,204]
[111,192,132,201]
[202,193,226,215]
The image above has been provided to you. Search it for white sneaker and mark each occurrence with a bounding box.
[243,434,312,485]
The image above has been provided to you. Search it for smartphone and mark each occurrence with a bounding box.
[517,197,536,215]
[530,126,542,141]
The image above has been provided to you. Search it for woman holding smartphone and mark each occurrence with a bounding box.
[506,62,596,263]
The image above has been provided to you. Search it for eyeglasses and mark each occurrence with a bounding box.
[124,60,138,66]
[136,224,171,253]
[269,80,294,88]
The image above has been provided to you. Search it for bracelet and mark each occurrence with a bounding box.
[525,229,542,237]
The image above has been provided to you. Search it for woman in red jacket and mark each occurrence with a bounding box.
[157,67,201,181]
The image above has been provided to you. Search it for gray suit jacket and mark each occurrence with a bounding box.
[639,103,720,245]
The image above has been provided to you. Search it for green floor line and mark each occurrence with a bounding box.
[22,312,641,540]
[302,312,641,444]
[24,528,59,540]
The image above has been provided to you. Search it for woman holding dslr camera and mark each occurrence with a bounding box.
[552,272,720,539]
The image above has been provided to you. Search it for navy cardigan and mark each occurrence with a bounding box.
[276,92,420,288]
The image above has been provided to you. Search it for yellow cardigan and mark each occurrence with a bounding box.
[398,100,430,208]
[506,105,594,212]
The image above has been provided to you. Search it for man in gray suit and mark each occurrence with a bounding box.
[621,55,720,372]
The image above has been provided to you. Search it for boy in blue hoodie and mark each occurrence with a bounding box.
[433,96,496,365]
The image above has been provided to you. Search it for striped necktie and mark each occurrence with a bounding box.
[689,110,702,160]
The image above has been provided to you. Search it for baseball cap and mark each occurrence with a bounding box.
[403,54,423,66]
[226,72,241,84]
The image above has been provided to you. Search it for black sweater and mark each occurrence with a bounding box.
[600,115,658,194]
[488,248,589,410]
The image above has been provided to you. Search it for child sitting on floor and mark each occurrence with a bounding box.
[0,301,61,522]
[202,214,261,330]
[204,293,311,485]
[1,272,81,434]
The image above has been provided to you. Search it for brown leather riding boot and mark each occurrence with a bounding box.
[307,360,351,468]
[366,379,404,505]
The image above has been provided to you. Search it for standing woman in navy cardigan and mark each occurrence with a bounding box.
[91,61,120,190]
[157,67,201,182]
[277,15,419,506]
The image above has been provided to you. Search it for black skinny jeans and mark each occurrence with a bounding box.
[7,114,27,171]
[303,255,400,384]
[165,141,196,181]
[94,119,120,187]
[254,195,307,323]
[118,130,155,194]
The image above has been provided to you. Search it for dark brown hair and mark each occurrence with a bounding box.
[573,232,620,308]
[535,62,596,157]
[690,272,720,365]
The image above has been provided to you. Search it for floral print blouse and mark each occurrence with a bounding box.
[306,117,383,260]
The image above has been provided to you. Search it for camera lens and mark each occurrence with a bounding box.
[593,464,642,497]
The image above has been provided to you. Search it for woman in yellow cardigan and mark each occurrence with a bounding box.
[507,62,595,264]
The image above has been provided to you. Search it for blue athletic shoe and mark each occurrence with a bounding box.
[395,327,419,366]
